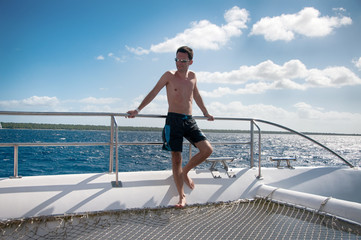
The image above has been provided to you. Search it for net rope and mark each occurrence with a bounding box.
[1,198,360,240]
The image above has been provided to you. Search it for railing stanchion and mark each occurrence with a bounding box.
[11,145,20,179]
[114,116,120,187]
[253,121,263,179]
[250,121,254,168]
[109,116,114,173]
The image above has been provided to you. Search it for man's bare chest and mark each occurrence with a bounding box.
[169,77,195,94]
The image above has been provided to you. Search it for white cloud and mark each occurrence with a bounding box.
[81,105,114,112]
[332,7,346,14]
[306,66,361,87]
[294,102,361,123]
[200,83,275,97]
[108,52,125,62]
[199,101,361,133]
[200,80,305,97]
[127,6,249,55]
[126,46,150,55]
[206,101,290,120]
[96,55,104,60]
[77,97,124,113]
[197,59,361,97]
[0,96,72,113]
[0,96,125,113]
[198,59,308,84]
[250,7,352,41]
[294,102,324,119]
[0,96,60,109]
[96,53,126,62]
[23,96,59,106]
[353,57,361,71]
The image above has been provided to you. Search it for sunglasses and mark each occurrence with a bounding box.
[175,58,190,63]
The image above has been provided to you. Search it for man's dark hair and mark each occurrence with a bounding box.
[176,46,193,60]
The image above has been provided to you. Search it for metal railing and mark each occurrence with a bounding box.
[0,112,121,178]
[0,111,353,185]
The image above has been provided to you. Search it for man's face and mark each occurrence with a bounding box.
[175,52,193,72]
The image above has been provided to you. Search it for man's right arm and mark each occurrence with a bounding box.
[126,72,170,118]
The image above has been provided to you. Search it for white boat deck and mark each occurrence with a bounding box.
[1,167,361,223]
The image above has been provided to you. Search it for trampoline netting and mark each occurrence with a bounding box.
[1,198,360,240]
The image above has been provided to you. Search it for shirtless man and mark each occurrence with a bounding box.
[127,46,214,208]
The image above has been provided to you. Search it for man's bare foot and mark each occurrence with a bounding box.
[183,173,195,189]
[175,195,186,208]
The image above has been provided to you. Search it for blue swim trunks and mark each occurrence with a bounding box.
[162,112,207,152]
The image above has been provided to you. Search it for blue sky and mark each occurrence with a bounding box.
[1,0,361,133]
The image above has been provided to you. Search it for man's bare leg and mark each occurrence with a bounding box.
[172,152,186,207]
[183,140,213,189]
